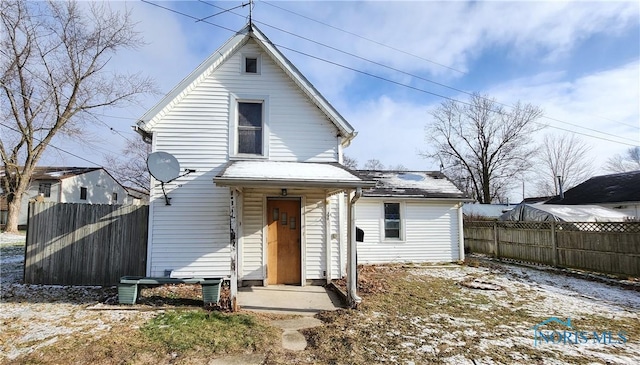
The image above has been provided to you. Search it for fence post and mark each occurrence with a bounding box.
[493,221,500,259]
[550,221,558,267]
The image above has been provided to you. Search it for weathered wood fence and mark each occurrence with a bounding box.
[464,221,640,277]
[25,202,148,286]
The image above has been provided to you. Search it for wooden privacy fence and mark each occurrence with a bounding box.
[25,202,148,286]
[464,221,640,277]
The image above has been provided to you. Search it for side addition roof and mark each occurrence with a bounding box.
[546,170,640,205]
[136,23,356,144]
[356,170,471,200]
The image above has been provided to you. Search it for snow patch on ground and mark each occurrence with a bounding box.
[0,234,154,361]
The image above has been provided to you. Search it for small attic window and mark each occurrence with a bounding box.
[243,54,260,74]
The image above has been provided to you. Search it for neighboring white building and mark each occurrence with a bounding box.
[135,24,374,306]
[1,167,130,226]
[355,171,471,264]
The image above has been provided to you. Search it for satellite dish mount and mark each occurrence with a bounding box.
[147,151,195,205]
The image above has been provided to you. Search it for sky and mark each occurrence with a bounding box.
[38,0,640,201]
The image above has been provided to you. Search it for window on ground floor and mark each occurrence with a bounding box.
[384,202,401,239]
[38,183,51,198]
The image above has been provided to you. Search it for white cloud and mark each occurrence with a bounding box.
[343,96,437,170]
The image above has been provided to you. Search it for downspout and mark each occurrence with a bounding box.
[347,187,362,307]
[457,202,465,261]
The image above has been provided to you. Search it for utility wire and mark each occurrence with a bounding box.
[258,0,467,75]
[0,121,103,167]
[142,1,640,147]
[197,0,639,141]
[259,0,640,133]
[252,20,639,143]
[196,2,248,23]
[270,43,639,147]
[0,80,134,142]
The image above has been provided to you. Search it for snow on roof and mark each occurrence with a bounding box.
[463,203,515,218]
[357,170,468,199]
[214,161,375,188]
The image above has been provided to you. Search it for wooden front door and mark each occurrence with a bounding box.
[267,199,301,285]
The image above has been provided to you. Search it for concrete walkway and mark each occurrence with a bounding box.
[237,285,345,316]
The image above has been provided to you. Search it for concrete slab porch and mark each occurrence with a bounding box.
[237,285,345,316]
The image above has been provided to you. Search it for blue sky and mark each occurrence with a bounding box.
[43,0,639,200]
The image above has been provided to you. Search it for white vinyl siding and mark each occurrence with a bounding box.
[241,189,266,280]
[355,198,461,264]
[303,191,326,280]
[146,39,342,278]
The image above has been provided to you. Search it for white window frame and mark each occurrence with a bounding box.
[241,53,261,75]
[229,94,270,159]
[382,201,405,241]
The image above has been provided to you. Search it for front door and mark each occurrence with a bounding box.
[267,199,301,285]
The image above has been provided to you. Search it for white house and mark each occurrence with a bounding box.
[1,167,130,226]
[135,24,375,307]
[355,170,470,264]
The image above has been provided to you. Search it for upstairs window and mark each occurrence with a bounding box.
[242,54,260,74]
[384,203,401,239]
[112,192,118,203]
[38,183,51,198]
[245,57,258,73]
[237,102,263,155]
[80,187,87,200]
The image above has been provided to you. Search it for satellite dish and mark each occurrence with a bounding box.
[147,151,180,183]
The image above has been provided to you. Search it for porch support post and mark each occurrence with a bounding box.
[457,202,465,261]
[229,188,239,311]
[347,188,362,307]
[325,193,332,284]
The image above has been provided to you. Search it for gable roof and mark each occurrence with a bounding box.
[136,23,355,144]
[546,170,640,205]
[356,170,470,200]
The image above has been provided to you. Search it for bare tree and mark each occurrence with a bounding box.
[342,155,358,169]
[604,147,640,173]
[388,164,408,171]
[0,1,154,232]
[363,159,385,170]
[104,138,151,193]
[533,133,594,196]
[424,93,543,204]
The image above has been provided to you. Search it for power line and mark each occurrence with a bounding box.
[196,0,639,142]
[140,0,639,147]
[269,43,639,147]
[252,21,639,143]
[257,1,640,133]
[258,0,467,75]
[0,121,103,167]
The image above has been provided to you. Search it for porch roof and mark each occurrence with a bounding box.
[213,161,375,189]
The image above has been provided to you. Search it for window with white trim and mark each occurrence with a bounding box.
[237,101,263,155]
[384,202,401,239]
[242,54,261,74]
[80,187,87,200]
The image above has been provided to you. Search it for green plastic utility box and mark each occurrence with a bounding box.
[118,276,222,305]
